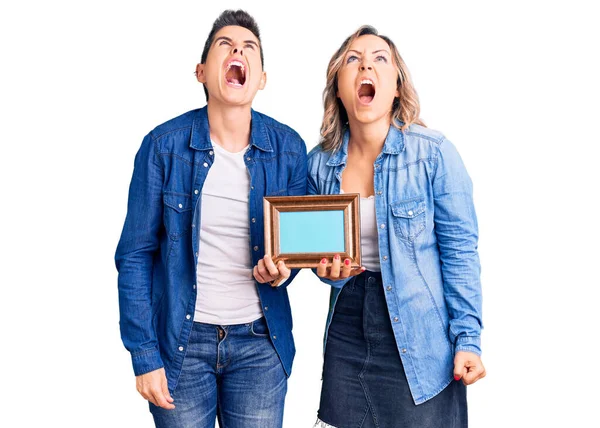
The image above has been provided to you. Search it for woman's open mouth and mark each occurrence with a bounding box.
[357,79,375,105]
[225,60,246,87]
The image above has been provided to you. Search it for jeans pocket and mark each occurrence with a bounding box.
[250,317,270,337]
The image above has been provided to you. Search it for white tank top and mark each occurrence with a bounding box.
[341,190,381,272]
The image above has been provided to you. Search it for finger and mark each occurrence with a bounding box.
[270,276,285,288]
[329,255,341,278]
[348,267,366,277]
[453,360,465,381]
[466,366,486,385]
[253,266,267,283]
[277,260,291,279]
[146,394,158,407]
[151,388,175,410]
[161,378,174,404]
[257,259,272,281]
[263,255,280,277]
[463,369,479,385]
[341,258,352,278]
[142,388,158,406]
[316,258,328,277]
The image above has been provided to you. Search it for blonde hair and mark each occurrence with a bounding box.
[320,25,425,152]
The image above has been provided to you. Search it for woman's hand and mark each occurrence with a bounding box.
[453,351,486,385]
[316,254,365,280]
[253,255,290,287]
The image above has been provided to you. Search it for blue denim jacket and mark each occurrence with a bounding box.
[308,123,482,404]
[115,107,307,390]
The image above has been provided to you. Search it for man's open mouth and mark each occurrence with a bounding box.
[225,60,246,87]
[358,79,375,104]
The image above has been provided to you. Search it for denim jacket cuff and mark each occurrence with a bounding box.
[454,336,481,356]
[311,268,351,289]
[131,347,164,376]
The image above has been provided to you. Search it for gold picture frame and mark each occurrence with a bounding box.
[263,194,361,268]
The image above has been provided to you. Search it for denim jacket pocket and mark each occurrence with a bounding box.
[390,197,426,241]
[163,192,192,239]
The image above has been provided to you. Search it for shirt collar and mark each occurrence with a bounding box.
[190,106,273,152]
[326,121,405,166]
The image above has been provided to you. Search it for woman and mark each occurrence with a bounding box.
[308,26,485,427]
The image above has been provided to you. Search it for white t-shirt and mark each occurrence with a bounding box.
[194,142,262,325]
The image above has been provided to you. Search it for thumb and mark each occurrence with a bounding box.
[162,376,174,403]
[277,260,291,278]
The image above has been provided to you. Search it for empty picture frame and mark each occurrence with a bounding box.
[263,194,361,268]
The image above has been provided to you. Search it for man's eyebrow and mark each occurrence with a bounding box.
[213,36,259,48]
[214,36,232,45]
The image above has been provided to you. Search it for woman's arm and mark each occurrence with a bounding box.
[433,138,483,356]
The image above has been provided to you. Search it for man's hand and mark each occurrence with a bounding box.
[316,255,364,280]
[453,351,486,385]
[136,368,175,409]
[253,255,291,287]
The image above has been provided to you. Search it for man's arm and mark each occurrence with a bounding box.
[115,133,164,375]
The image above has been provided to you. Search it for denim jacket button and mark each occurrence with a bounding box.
[194,189,199,195]
[402,348,407,353]
[209,151,214,156]
[186,314,191,320]
[253,246,259,251]
[393,317,399,322]
[380,223,386,229]
[408,210,414,216]
[178,346,184,352]
[203,162,208,167]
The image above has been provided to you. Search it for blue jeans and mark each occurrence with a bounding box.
[150,317,287,428]
[318,271,467,428]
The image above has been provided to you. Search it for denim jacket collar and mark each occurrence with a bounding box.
[326,122,405,167]
[190,106,274,152]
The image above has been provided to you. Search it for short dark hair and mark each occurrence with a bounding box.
[199,10,264,100]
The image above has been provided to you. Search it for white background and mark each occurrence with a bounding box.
[1,1,599,427]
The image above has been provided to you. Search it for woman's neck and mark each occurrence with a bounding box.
[347,116,391,159]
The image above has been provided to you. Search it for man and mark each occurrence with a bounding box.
[115,9,306,427]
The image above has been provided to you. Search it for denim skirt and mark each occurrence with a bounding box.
[317,271,468,428]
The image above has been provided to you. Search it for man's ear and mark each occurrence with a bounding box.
[196,63,206,83]
[258,71,267,90]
